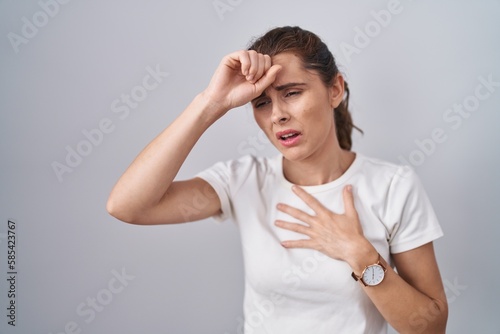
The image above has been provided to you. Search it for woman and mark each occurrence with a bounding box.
[107,26,448,333]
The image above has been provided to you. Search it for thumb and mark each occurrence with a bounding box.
[343,185,357,217]
[253,64,282,94]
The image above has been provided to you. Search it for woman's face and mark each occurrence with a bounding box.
[252,52,345,162]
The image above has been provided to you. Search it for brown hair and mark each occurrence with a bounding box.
[248,26,362,150]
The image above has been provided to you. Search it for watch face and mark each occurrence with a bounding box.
[362,264,385,286]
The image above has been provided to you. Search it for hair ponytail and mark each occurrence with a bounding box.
[334,81,362,150]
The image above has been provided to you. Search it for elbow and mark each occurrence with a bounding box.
[406,299,448,334]
[433,299,449,333]
[106,196,142,225]
[427,298,448,334]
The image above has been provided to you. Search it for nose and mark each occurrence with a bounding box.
[271,102,290,125]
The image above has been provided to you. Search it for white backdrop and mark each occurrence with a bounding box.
[1,1,499,333]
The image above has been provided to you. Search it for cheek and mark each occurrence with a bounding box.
[253,112,278,145]
[253,111,265,129]
[253,108,273,126]
[300,106,335,136]
[299,103,331,123]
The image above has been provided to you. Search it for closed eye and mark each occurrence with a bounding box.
[285,91,301,98]
[254,99,271,109]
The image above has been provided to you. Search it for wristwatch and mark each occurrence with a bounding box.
[351,253,387,287]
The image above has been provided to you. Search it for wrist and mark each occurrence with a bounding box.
[347,240,379,275]
[198,90,230,118]
[186,92,228,127]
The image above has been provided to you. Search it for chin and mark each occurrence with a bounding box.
[279,148,311,162]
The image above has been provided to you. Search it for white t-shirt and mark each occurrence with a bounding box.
[196,153,443,334]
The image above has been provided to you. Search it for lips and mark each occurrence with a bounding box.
[276,129,302,147]
[276,129,301,140]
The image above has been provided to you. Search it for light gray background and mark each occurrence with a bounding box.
[1,1,499,333]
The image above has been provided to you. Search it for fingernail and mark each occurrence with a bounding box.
[347,185,352,192]
[246,74,254,81]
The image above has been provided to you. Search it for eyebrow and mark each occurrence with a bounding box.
[274,82,307,91]
[251,82,307,103]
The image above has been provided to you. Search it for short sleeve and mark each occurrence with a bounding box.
[386,166,444,254]
[195,160,234,223]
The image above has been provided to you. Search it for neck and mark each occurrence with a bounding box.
[282,145,355,186]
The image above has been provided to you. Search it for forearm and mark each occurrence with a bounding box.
[107,93,224,222]
[107,50,281,223]
[349,246,448,333]
[275,185,448,332]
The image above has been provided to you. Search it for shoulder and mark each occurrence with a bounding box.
[356,153,407,174]
[197,154,280,190]
[353,153,427,209]
[355,153,416,186]
[354,154,443,252]
[211,154,278,175]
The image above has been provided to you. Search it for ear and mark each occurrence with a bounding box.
[329,74,345,109]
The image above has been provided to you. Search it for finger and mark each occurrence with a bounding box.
[264,54,271,72]
[291,185,331,216]
[257,54,272,82]
[277,203,314,223]
[237,51,251,77]
[275,220,311,236]
[342,185,357,217]
[254,64,281,95]
[250,54,267,83]
[281,239,315,249]
[245,50,260,82]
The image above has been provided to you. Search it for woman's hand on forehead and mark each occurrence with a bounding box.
[201,50,282,115]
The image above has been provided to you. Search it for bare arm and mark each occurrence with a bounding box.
[276,185,448,333]
[348,242,448,333]
[106,95,222,225]
[106,50,281,225]
[388,243,448,333]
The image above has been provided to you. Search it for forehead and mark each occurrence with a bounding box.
[271,52,316,86]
